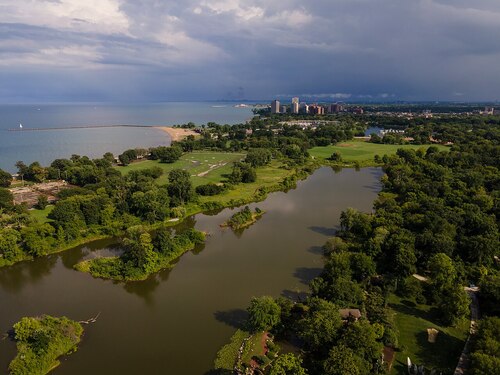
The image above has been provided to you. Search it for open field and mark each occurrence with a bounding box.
[195,160,294,208]
[116,152,246,186]
[29,205,54,223]
[309,140,449,162]
[388,295,468,374]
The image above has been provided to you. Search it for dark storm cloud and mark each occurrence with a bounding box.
[0,0,500,102]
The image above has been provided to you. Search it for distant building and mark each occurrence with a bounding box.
[291,102,299,114]
[423,110,433,119]
[481,106,500,115]
[483,106,494,115]
[309,104,325,115]
[328,103,344,113]
[291,97,299,104]
[281,105,287,113]
[352,107,364,115]
[300,103,309,114]
[271,100,280,114]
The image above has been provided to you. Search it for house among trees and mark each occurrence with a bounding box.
[339,308,362,321]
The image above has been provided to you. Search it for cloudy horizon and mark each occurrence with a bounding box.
[1,0,500,103]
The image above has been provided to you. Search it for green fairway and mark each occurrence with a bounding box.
[309,140,449,162]
[195,160,295,207]
[388,295,468,374]
[29,205,54,223]
[116,151,246,186]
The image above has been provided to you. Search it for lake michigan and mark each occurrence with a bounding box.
[0,102,254,172]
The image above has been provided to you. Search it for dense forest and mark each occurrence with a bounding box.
[214,120,500,374]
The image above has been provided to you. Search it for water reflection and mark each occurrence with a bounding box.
[0,256,57,293]
[214,309,248,329]
[308,226,337,236]
[293,267,323,285]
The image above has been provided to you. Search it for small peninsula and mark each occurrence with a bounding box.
[9,315,83,375]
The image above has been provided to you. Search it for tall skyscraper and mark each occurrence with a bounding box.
[291,97,300,114]
[271,100,280,114]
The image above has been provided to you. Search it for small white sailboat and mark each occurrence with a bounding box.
[19,123,23,129]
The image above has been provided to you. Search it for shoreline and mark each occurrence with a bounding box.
[155,127,199,142]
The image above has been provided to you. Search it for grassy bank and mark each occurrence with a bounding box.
[388,295,468,374]
[9,315,83,375]
[310,140,449,163]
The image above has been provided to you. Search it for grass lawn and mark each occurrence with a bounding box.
[29,205,54,223]
[116,151,245,186]
[196,160,294,208]
[388,295,468,374]
[309,140,449,162]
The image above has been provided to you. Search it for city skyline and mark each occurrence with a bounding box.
[1,1,500,103]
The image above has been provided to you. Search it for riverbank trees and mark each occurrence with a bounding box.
[214,120,499,374]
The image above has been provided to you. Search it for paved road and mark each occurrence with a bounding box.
[453,287,480,375]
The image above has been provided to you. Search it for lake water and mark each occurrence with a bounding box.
[0,167,382,375]
[0,103,254,172]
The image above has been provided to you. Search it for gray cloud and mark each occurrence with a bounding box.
[1,0,500,102]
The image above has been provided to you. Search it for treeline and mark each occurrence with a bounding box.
[225,122,499,374]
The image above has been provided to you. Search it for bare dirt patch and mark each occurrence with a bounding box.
[10,181,70,207]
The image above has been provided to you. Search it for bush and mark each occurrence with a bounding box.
[196,183,225,196]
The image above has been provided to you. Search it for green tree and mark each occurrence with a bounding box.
[159,146,183,163]
[0,168,12,187]
[470,317,500,375]
[269,353,307,375]
[245,148,272,167]
[0,228,21,261]
[230,162,256,184]
[323,345,367,375]
[299,298,342,349]
[328,152,343,162]
[0,188,14,211]
[123,227,158,272]
[428,253,457,300]
[247,296,281,332]
[167,169,195,206]
[438,285,470,325]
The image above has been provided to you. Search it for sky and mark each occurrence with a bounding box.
[1,0,500,103]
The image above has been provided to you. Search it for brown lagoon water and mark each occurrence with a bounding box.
[0,167,382,374]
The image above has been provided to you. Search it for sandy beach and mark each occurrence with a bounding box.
[155,127,199,142]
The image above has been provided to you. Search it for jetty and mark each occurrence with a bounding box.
[5,124,154,132]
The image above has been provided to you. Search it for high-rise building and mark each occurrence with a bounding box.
[271,100,280,114]
[291,97,300,114]
[328,103,344,113]
[281,105,287,113]
[309,105,325,115]
[300,103,309,114]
